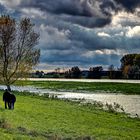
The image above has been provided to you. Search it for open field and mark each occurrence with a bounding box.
[0,91,140,140]
[15,80,140,94]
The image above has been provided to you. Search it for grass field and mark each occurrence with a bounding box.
[15,80,140,94]
[0,91,139,140]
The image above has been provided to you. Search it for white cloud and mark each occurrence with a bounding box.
[0,0,21,8]
[21,8,47,19]
[126,26,140,37]
[114,31,124,37]
[83,49,124,58]
[97,32,111,37]
[111,11,140,27]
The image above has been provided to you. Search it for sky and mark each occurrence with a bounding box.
[0,0,140,71]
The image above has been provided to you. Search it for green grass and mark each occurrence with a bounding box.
[0,91,139,139]
[15,80,140,94]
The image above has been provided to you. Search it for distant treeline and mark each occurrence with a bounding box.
[32,54,140,80]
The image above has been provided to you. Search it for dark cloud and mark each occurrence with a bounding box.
[18,0,113,27]
[22,0,140,28]
[100,0,118,16]
[59,15,111,28]
[40,49,121,68]
[44,0,95,17]
[114,0,140,12]
[69,25,140,52]
[1,0,140,28]
[0,0,140,70]
[28,0,98,17]
[37,21,140,69]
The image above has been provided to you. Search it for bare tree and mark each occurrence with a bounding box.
[0,15,40,91]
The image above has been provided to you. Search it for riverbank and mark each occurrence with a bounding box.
[0,91,139,140]
[16,80,140,94]
[0,84,139,116]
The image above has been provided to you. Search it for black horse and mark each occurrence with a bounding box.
[3,89,16,109]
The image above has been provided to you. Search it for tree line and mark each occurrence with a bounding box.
[35,54,140,80]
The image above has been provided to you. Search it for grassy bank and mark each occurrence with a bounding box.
[15,80,140,94]
[0,91,139,139]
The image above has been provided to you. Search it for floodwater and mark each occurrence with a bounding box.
[0,85,140,117]
[27,78,140,83]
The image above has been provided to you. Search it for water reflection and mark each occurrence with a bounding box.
[59,93,140,117]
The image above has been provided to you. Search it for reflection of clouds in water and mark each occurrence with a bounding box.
[0,85,139,117]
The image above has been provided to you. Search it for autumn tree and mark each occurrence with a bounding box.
[120,54,140,79]
[120,54,137,69]
[0,15,40,91]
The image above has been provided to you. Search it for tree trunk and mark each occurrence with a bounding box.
[6,85,11,91]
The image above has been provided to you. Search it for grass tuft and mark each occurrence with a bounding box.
[0,118,11,129]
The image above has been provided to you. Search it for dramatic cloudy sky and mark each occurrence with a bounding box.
[0,0,140,71]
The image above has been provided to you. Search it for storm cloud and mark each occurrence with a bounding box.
[0,0,116,27]
[115,0,140,12]
[0,0,140,70]
[0,0,139,27]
